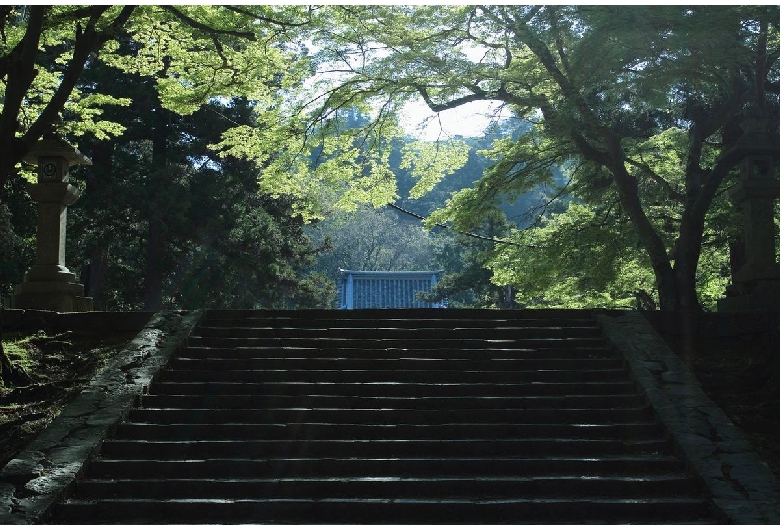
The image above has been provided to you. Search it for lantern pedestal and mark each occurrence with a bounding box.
[11,134,93,312]
[719,279,780,312]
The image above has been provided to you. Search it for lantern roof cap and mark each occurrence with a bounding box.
[719,117,780,163]
[22,131,92,167]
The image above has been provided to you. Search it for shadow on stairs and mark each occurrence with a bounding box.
[46,309,722,524]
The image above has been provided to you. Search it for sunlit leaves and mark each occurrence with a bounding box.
[103,6,302,116]
[2,4,313,180]
[489,202,656,309]
[400,140,470,199]
[63,92,131,140]
[302,5,780,308]
[212,108,404,219]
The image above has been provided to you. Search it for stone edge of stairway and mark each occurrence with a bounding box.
[0,309,204,525]
[597,311,780,525]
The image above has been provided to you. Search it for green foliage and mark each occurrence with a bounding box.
[212,111,406,219]
[489,203,657,309]
[488,197,737,311]
[0,175,35,300]
[62,92,131,140]
[426,225,512,309]
[4,5,774,312]
[400,139,470,199]
[0,5,315,193]
[65,42,331,310]
[305,5,780,310]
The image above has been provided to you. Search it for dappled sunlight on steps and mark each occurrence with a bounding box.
[47,309,721,524]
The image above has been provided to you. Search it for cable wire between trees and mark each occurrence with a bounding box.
[387,202,535,248]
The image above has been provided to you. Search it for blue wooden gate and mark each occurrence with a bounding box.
[337,270,446,309]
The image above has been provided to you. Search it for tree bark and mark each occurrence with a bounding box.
[0,6,46,190]
[142,96,172,312]
[673,210,707,311]
[607,154,688,311]
[0,6,135,193]
[83,248,108,309]
[143,223,165,311]
[81,141,114,309]
[767,311,780,398]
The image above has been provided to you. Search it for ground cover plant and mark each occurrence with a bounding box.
[0,328,137,466]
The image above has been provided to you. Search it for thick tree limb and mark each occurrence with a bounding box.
[414,84,490,113]
[224,5,312,27]
[0,6,46,143]
[20,6,135,159]
[0,5,47,188]
[625,157,685,202]
[160,6,256,41]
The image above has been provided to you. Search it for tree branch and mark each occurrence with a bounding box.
[0,6,46,140]
[755,14,768,113]
[625,157,685,202]
[414,84,490,113]
[160,6,256,41]
[224,5,312,27]
[21,6,135,157]
[0,5,13,45]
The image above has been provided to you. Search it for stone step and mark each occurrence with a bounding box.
[46,309,718,525]
[155,368,630,384]
[185,336,608,349]
[192,326,604,339]
[200,307,599,322]
[126,406,655,425]
[53,497,716,525]
[166,356,625,372]
[96,438,671,459]
[181,345,619,359]
[84,455,689,479]
[72,474,700,500]
[138,392,647,410]
[148,380,640,397]
[114,421,663,441]
[196,319,601,329]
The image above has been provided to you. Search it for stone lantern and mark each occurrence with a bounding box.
[11,132,93,312]
[718,117,780,312]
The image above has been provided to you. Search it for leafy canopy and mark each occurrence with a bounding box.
[0,5,312,185]
[295,6,780,309]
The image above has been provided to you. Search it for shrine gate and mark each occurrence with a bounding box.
[337,269,446,309]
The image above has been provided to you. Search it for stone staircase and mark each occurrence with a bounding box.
[48,309,721,524]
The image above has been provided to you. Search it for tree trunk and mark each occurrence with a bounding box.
[84,248,109,309]
[80,141,114,310]
[767,311,780,398]
[0,306,9,385]
[673,257,703,312]
[609,160,686,311]
[142,97,171,312]
[649,236,703,312]
[0,7,46,193]
[672,213,706,312]
[143,216,166,311]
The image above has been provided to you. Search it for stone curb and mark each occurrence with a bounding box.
[597,311,780,524]
[0,309,204,524]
